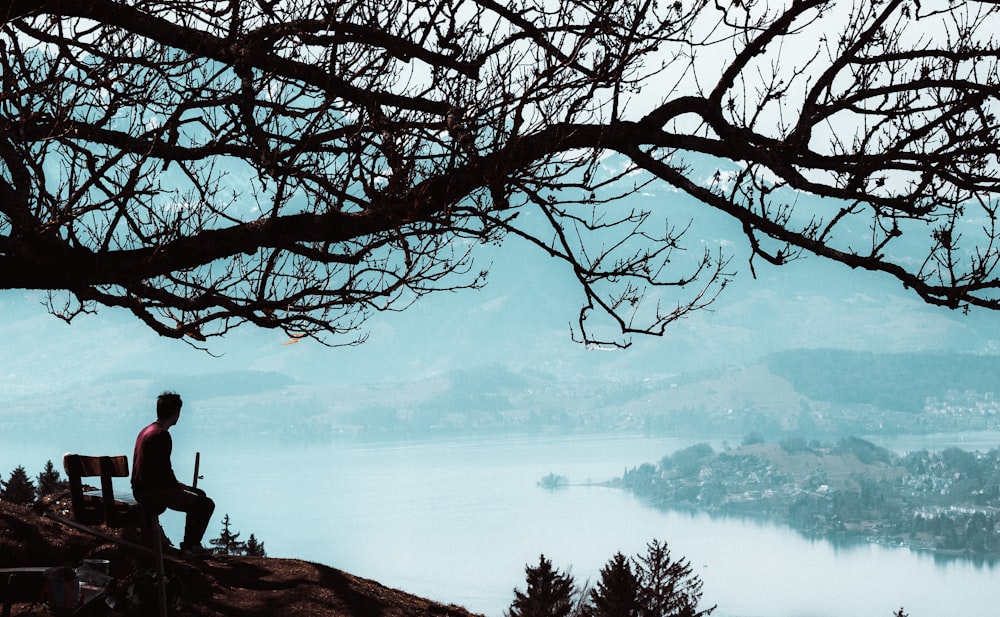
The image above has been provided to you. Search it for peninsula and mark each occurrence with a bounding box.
[615,437,1000,557]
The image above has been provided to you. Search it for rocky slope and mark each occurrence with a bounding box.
[0,500,483,617]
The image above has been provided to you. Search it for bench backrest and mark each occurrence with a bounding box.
[62,454,137,527]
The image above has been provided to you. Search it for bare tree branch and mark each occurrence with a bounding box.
[1,0,999,347]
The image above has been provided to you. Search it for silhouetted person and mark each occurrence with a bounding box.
[132,391,215,557]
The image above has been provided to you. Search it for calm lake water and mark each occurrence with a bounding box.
[4,432,999,617]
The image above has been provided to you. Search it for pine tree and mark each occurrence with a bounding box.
[245,533,267,558]
[209,513,247,556]
[635,540,714,617]
[507,554,577,617]
[586,552,642,617]
[36,460,65,498]
[1,466,37,505]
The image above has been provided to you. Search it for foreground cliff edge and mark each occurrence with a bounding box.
[0,500,483,617]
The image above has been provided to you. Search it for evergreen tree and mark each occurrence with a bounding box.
[507,554,577,617]
[586,552,642,617]
[209,513,247,556]
[635,540,714,617]
[36,460,65,498]
[245,533,267,558]
[1,466,37,505]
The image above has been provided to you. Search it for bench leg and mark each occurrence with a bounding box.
[148,513,168,617]
[2,573,11,617]
[1,572,42,617]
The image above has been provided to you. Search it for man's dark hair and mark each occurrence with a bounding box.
[156,391,183,420]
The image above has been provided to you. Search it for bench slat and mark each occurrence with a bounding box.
[82,489,137,506]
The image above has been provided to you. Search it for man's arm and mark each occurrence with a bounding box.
[148,430,182,489]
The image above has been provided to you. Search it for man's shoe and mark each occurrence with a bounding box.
[180,543,210,559]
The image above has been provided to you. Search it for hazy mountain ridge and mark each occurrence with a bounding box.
[6,349,997,445]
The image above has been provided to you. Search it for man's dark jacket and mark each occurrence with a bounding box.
[132,421,181,494]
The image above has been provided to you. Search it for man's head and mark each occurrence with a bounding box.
[156,391,183,425]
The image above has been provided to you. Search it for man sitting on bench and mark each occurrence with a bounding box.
[132,391,215,557]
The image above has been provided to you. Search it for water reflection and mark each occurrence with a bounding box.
[923,548,1000,569]
[636,494,1000,573]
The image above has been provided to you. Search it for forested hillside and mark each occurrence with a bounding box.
[764,350,1000,412]
[619,438,1000,556]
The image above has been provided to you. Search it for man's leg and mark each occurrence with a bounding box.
[154,488,216,550]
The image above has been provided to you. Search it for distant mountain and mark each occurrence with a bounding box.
[4,317,999,444]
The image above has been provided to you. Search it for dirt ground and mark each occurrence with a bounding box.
[1,499,484,617]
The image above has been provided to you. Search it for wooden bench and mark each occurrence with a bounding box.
[62,453,142,529]
[57,454,170,617]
